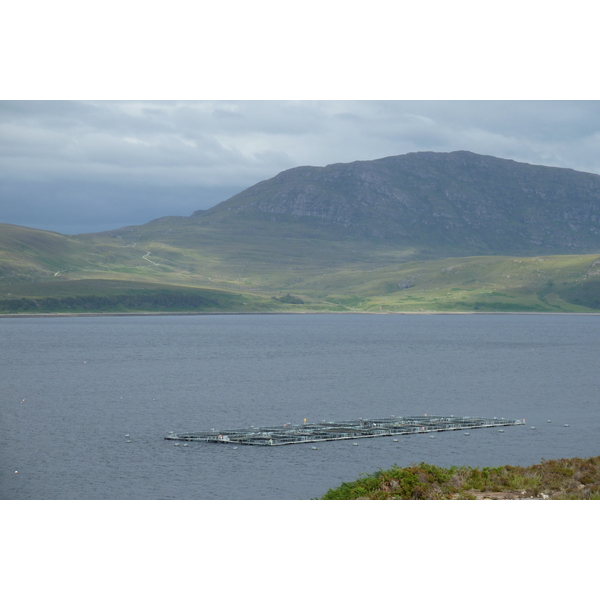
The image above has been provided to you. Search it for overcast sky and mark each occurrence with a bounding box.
[3,3,599,235]
[2,100,600,234]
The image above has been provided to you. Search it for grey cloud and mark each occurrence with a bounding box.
[392,101,600,145]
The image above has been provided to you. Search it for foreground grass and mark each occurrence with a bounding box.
[320,456,600,499]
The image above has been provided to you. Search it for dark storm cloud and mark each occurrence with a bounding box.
[1,100,600,234]
[0,179,244,234]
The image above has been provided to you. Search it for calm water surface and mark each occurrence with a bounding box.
[1,314,598,499]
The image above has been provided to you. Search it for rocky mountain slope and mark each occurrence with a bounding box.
[192,151,600,256]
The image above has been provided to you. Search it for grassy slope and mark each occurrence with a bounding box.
[320,456,600,500]
[1,222,599,313]
[0,279,287,314]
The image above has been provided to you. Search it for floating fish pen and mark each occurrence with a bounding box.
[165,415,524,446]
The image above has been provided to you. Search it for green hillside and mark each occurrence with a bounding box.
[1,220,598,314]
[2,151,600,314]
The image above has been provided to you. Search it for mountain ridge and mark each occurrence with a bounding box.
[189,150,600,256]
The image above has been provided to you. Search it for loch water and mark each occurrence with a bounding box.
[1,313,598,500]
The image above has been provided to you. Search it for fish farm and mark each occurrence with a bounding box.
[165,415,525,446]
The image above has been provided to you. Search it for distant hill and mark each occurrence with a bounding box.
[1,151,600,314]
[190,151,600,256]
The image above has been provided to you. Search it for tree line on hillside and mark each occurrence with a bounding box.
[271,293,304,304]
[0,291,224,313]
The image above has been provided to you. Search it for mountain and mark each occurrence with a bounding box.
[1,151,600,314]
[190,151,600,256]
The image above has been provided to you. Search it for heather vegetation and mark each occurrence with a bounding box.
[320,456,600,500]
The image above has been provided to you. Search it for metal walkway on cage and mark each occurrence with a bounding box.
[164,415,525,446]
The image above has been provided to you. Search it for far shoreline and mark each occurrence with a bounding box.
[1,310,599,319]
